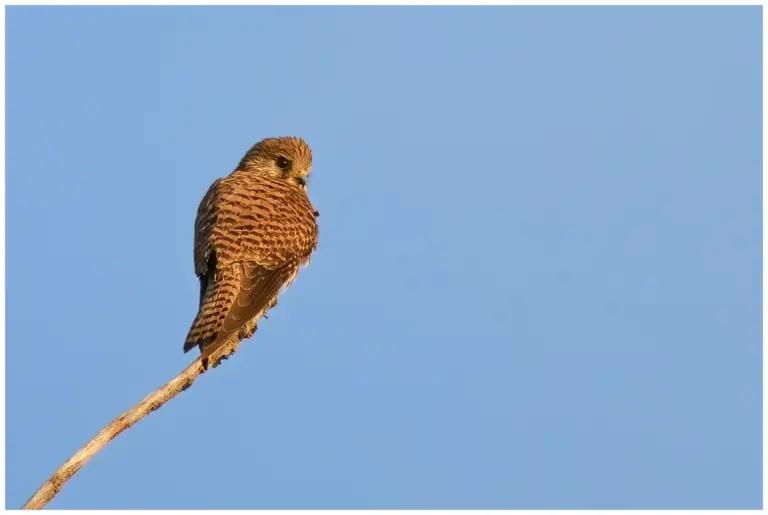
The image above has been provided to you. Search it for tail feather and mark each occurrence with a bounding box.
[184,266,241,353]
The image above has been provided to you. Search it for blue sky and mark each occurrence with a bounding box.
[6,6,762,510]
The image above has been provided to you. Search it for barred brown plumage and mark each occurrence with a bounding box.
[184,136,319,369]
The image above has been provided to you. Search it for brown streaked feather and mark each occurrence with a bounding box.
[184,263,241,352]
[194,178,224,279]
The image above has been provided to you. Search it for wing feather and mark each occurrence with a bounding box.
[201,262,294,360]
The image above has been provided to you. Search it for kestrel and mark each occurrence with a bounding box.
[184,136,319,369]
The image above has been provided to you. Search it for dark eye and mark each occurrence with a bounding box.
[275,156,291,169]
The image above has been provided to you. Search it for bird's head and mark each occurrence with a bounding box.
[237,136,313,190]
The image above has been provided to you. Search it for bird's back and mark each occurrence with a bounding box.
[185,171,318,368]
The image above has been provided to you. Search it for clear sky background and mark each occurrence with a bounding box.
[6,6,762,510]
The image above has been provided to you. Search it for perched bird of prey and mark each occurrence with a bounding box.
[184,136,319,369]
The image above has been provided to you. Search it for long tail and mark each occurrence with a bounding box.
[183,266,241,355]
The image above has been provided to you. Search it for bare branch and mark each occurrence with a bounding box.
[22,357,207,510]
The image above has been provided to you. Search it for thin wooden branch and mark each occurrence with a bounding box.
[21,357,207,510]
